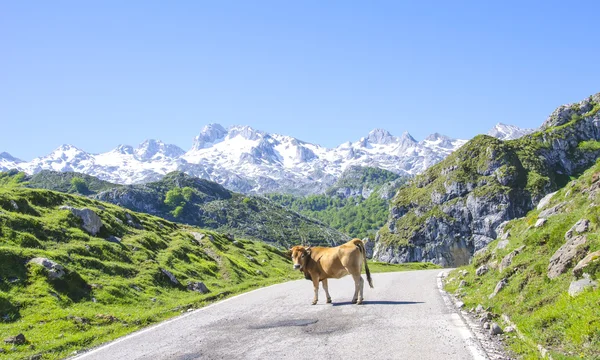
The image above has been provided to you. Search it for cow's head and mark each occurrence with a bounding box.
[290,245,311,271]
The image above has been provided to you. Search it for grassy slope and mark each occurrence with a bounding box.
[0,174,428,359]
[6,171,348,248]
[445,161,600,359]
[0,178,299,359]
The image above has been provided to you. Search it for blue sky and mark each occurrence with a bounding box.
[2,1,599,160]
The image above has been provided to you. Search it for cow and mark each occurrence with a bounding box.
[290,238,373,305]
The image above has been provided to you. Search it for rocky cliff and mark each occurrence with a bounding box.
[373,93,600,266]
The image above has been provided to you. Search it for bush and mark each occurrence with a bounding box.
[71,177,89,194]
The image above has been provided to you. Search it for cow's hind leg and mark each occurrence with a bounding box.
[311,277,319,305]
[321,279,332,303]
[357,277,365,305]
[351,274,361,304]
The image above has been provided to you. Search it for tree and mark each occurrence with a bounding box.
[70,177,88,194]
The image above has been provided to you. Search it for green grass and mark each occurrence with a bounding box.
[444,161,600,359]
[368,261,440,273]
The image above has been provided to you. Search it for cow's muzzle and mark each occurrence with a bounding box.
[293,264,301,270]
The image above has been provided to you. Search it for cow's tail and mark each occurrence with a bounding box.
[356,239,374,288]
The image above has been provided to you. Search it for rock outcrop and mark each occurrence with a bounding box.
[374,93,600,266]
[59,206,103,235]
[28,258,66,280]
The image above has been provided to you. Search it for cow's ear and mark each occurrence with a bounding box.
[286,249,293,257]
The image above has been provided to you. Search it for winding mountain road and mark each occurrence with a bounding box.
[74,270,487,360]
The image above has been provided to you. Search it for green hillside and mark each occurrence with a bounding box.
[4,171,348,248]
[445,160,600,358]
[0,179,298,359]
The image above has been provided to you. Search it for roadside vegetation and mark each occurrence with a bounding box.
[445,161,600,359]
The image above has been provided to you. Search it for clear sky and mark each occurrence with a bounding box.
[2,1,599,160]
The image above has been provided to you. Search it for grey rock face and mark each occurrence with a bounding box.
[568,274,598,297]
[60,206,103,235]
[535,218,547,228]
[374,95,600,267]
[548,235,588,279]
[187,282,210,294]
[28,257,65,280]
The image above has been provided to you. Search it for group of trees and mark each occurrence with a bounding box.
[164,186,197,218]
[266,193,389,239]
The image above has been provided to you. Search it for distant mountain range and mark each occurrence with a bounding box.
[0,123,532,194]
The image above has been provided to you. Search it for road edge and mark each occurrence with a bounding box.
[437,270,489,360]
[437,270,514,360]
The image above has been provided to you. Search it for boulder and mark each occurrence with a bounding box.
[106,236,121,244]
[495,239,509,250]
[475,304,485,313]
[504,326,516,333]
[568,274,598,297]
[489,278,507,299]
[187,282,210,294]
[4,333,26,345]
[161,269,179,285]
[60,206,103,235]
[499,245,526,272]
[489,323,503,335]
[548,235,588,279]
[476,265,489,276]
[536,191,557,210]
[458,280,467,288]
[565,219,590,240]
[535,218,547,228]
[538,202,565,218]
[190,232,205,245]
[125,213,143,229]
[573,250,600,278]
[28,258,65,280]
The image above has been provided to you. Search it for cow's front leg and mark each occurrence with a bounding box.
[321,278,332,303]
[311,277,320,305]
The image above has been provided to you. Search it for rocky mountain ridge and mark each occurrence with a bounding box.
[1,123,529,195]
[373,93,600,266]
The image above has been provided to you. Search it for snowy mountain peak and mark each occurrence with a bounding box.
[191,123,227,150]
[1,124,479,194]
[227,125,265,141]
[487,123,535,140]
[0,152,22,163]
[114,144,134,155]
[399,131,417,143]
[135,139,184,161]
[366,128,395,144]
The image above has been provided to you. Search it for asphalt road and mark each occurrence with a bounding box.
[74,269,486,360]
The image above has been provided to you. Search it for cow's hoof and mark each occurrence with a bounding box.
[326,298,332,304]
[351,299,357,304]
[311,301,317,305]
[356,299,364,305]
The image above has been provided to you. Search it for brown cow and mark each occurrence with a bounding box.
[290,238,373,305]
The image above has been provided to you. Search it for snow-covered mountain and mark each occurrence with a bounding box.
[0,123,522,194]
[487,123,534,140]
